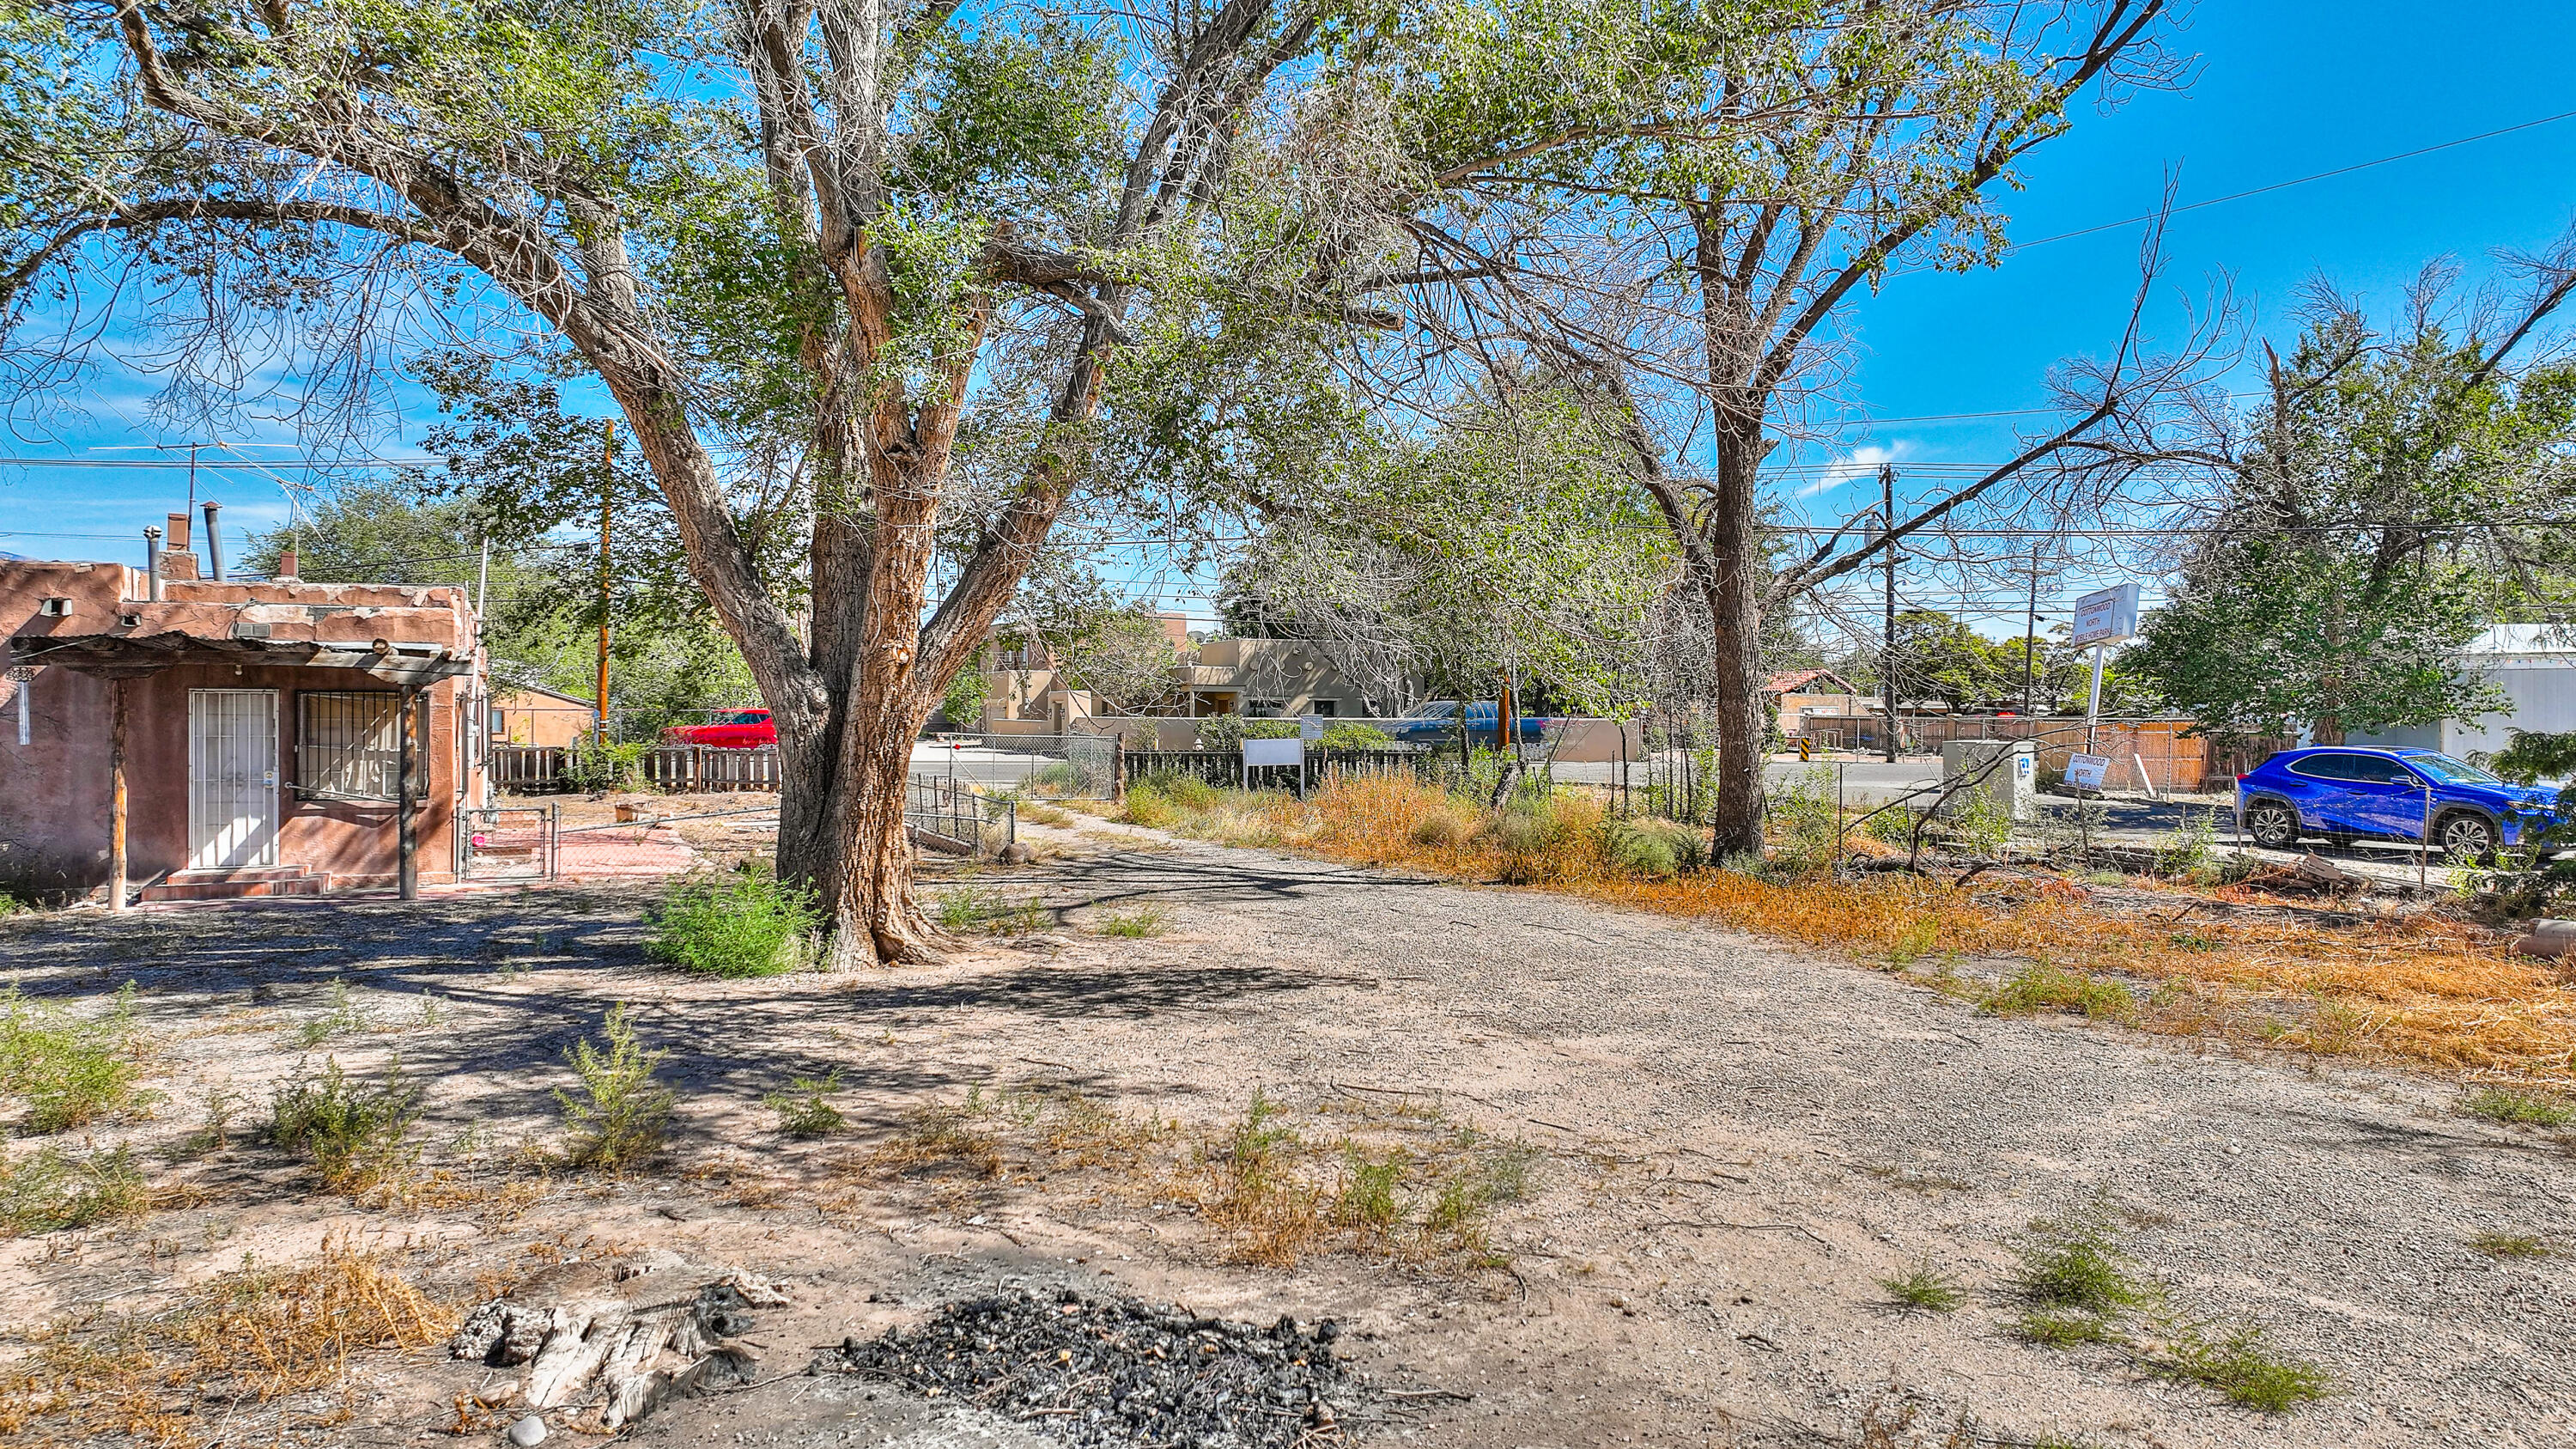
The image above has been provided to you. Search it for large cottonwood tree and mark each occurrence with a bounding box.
[3,0,1357,965]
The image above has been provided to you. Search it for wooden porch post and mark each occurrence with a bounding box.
[108,679,130,913]
[397,683,419,900]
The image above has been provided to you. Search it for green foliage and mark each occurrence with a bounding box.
[563,740,652,791]
[1766,766,1844,875]
[1984,965,2136,1022]
[2470,1232,2549,1259]
[556,1004,676,1172]
[2154,811,2221,882]
[1878,1258,1967,1313]
[1194,714,1301,751]
[2014,1211,2151,1317]
[764,1072,847,1138]
[0,983,148,1134]
[1602,817,1704,877]
[2153,1321,2331,1412]
[1315,721,1395,752]
[1093,904,1172,938]
[939,668,989,731]
[1334,1148,1406,1230]
[292,978,374,1047]
[270,1057,423,1191]
[648,868,818,977]
[0,1145,149,1236]
[2463,1087,2573,1128]
[1142,770,1222,809]
[932,886,1051,935]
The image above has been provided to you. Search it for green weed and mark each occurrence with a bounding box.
[1984,964,2137,1022]
[1334,1148,1406,1231]
[764,1071,847,1138]
[0,983,149,1133]
[2463,1087,2573,1127]
[1093,904,1172,938]
[2016,1308,2115,1348]
[291,978,372,1047]
[2154,1320,2330,1412]
[556,1004,675,1172]
[2470,1231,2549,1258]
[648,868,818,977]
[2014,1211,2150,1316]
[0,1144,148,1235]
[269,1057,422,1192]
[1877,1258,1967,1312]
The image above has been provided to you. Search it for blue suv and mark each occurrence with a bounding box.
[2235,746,2560,859]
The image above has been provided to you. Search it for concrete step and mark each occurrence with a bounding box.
[143,866,325,903]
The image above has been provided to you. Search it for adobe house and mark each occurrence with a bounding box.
[488,682,599,747]
[2,514,480,905]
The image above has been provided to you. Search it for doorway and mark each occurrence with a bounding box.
[188,688,280,870]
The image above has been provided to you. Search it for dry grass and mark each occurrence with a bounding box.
[1167,774,2576,1088]
[0,1232,465,1445]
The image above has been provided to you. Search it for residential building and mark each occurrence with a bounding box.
[2,528,481,904]
[489,683,599,746]
[2363,624,2576,759]
[976,615,1374,733]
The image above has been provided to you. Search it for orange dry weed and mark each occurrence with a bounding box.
[1265,776,2573,1088]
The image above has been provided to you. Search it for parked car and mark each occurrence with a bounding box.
[2234,746,2560,858]
[664,709,776,749]
[1382,700,1551,746]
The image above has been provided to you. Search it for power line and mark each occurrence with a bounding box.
[2013,107,2576,252]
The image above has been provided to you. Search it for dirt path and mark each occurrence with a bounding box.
[0,830,2565,1447]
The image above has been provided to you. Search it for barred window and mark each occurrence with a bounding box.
[297,691,410,801]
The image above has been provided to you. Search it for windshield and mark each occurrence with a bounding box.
[716,709,768,725]
[2405,752,2503,785]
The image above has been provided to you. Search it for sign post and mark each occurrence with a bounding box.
[2067,582,2141,759]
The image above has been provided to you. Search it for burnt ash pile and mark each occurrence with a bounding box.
[817,1287,1363,1446]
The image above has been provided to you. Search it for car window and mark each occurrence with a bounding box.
[2287,754,2362,781]
[2407,752,2503,785]
[2342,756,2410,784]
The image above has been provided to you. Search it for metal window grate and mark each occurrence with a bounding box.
[297,691,408,801]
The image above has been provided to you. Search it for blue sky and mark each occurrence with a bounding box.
[9,0,2576,634]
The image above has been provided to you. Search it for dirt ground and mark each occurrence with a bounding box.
[0,810,2567,1448]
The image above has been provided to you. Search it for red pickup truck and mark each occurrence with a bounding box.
[664,709,776,749]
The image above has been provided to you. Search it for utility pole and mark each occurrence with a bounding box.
[2021,546,2040,715]
[598,419,615,743]
[1880,464,1898,764]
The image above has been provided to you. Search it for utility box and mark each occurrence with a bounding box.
[1940,740,2038,822]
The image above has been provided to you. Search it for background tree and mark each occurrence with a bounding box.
[4,0,1376,965]
[2128,269,2576,742]
[1332,0,2190,851]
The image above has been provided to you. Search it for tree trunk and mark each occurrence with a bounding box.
[1704,416,1771,859]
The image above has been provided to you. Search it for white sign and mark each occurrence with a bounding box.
[1242,737,1304,767]
[2068,581,2141,648]
[2064,752,2111,791]
[1298,715,1323,741]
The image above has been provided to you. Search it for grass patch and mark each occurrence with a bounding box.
[1018,801,1076,828]
[2014,1211,2151,1317]
[2015,1308,2116,1348]
[291,977,372,1046]
[765,1071,847,1138]
[0,1144,149,1235]
[2153,1320,2331,1412]
[1877,1257,1966,1312]
[0,983,149,1133]
[270,1056,423,1194]
[2470,1231,2549,1258]
[2463,1086,2573,1127]
[556,1003,675,1172]
[933,886,1050,936]
[648,868,817,977]
[1984,964,2137,1022]
[879,1101,1003,1177]
[1092,904,1172,938]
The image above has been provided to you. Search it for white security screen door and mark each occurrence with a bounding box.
[188,689,280,870]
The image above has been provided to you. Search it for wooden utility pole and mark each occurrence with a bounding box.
[598,419,614,742]
[2021,547,2041,715]
[108,679,130,913]
[1880,465,1898,764]
[397,684,419,901]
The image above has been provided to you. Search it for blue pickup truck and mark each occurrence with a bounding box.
[1382,700,1551,746]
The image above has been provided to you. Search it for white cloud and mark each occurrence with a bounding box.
[1795,441,1910,500]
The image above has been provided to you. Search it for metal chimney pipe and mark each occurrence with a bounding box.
[202,500,224,581]
[143,526,163,602]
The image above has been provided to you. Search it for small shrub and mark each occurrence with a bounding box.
[1945,786,2014,855]
[177,1088,248,1159]
[556,1004,675,1172]
[1316,721,1395,752]
[648,868,818,977]
[293,978,373,1046]
[1093,904,1171,938]
[1411,808,1472,849]
[884,1102,1001,1176]
[1766,766,1844,875]
[2154,1320,2330,1412]
[1862,807,1921,846]
[1142,770,1222,811]
[0,983,149,1134]
[2154,811,2221,881]
[270,1057,422,1192]
[1120,782,1180,828]
[2464,1087,2574,1127]
[1333,1148,1406,1231]
[1985,964,2136,1022]
[1194,715,1298,752]
[2014,1211,2150,1317]
[0,1144,149,1234]
[1605,818,1702,878]
[2470,1231,2549,1258]
[2017,1308,2115,1349]
[764,1072,847,1138]
[1878,1257,1966,1312]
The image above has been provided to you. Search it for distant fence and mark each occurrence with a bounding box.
[492,744,784,793]
[907,772,1013,856]
[1123,747,1432,794]
[1792,715,2263,794]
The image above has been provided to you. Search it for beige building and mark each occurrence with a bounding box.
[487,684,598,746]
[977,616,1376,734]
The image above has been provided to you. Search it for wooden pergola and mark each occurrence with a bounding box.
[9,631,473,908]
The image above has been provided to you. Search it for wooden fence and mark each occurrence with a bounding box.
[489,744,784,793]
[1124,748,1431,792]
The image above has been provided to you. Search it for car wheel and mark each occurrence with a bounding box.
[2244,799,2299,849]
[2437,811,2498,863]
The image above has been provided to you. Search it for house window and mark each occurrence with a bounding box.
[1248,699,1285,717]
[36,598,71,617]
[1309,699,1337,717]
[297,691,410,801]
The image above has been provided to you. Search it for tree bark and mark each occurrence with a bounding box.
[1704,414,1771,859]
